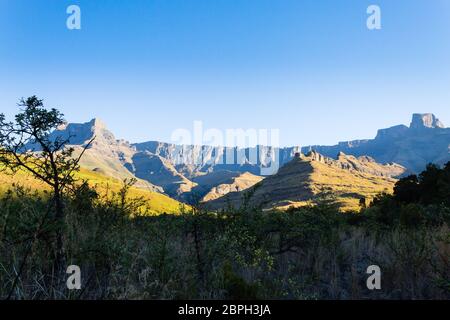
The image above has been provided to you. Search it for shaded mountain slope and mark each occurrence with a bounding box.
[191,170,264,202]
[130,152,197,200]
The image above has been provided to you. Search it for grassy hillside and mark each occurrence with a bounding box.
[206,154,397,212]
[0,166,184,215]
[307,160,395,210]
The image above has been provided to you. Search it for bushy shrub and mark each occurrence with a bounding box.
[1,180,449,300]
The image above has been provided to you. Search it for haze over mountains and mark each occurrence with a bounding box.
[26,113,449,209]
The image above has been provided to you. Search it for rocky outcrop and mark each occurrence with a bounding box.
[334,152,406,177]
[410,113,445,130]
[288,151,405,177]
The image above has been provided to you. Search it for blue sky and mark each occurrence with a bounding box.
[1,0,449,147]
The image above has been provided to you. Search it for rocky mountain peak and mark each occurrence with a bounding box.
[298,150,406,178]
[89,118,107,130]
[56,121,69,131]
[88,119,117,145]
[337,151,347,159]
[60,118,115,146]
[410,113,445,129]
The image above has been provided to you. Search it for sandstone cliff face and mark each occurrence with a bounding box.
[134,141,301,176]
[410,113,445,130]
[302,114,450,173]
[305,150,406,176]
[334,152,405,177]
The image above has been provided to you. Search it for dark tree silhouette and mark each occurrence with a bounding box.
[393,163,450,206]
[393,174,421,203]
[418,163,441,204]
[0,96,94,276]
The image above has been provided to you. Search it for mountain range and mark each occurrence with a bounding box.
[301,113,450,173]
[25,113,449,210]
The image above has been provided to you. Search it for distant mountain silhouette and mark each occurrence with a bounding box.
[301,113,449,173]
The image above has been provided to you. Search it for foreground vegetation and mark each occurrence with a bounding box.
[0,163,449,299]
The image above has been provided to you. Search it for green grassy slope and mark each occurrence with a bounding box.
[0,166,184,215]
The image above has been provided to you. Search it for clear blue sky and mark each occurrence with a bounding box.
[1,0,449,147]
